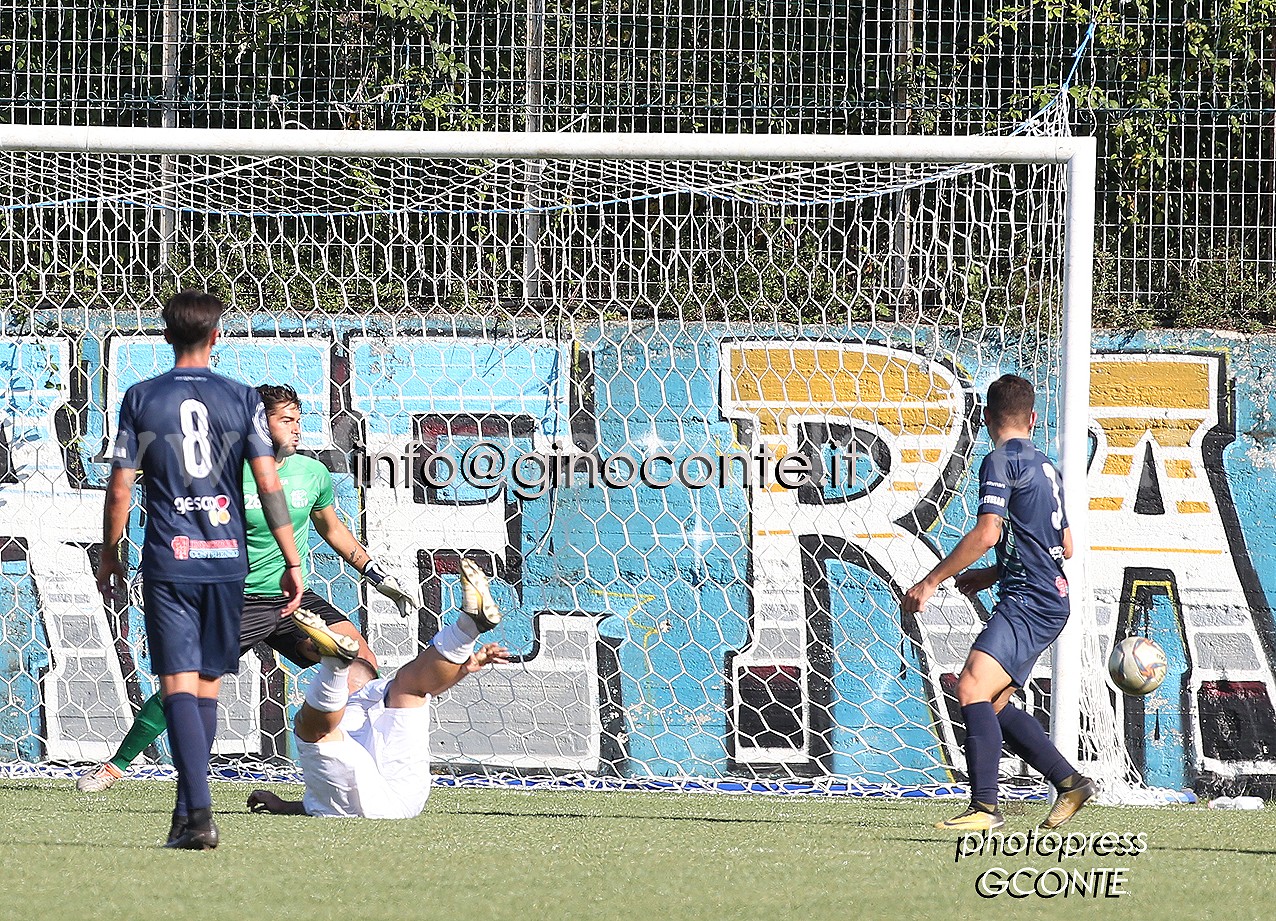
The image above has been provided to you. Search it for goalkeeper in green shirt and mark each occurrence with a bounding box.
[78,383,420,793]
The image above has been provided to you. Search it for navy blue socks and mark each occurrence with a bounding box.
[997,703,1075,788]
[198,697,219,760]
[960,701,1002,806]
[162,692,212,813]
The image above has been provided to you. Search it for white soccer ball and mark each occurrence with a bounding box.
[1107,636,1168,696]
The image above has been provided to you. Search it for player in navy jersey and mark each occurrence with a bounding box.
[902,374,1095,831]
[95,291,304,850]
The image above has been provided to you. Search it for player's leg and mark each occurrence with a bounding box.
[265,590,377,671]
[935,648,1015,830]
[388,557,504,705]
[79,592,305,795]
[290,609,360,743]
[164,580,244,850]
[996,702,1096,828]
[142,580,217,846]
[76,691,167,792]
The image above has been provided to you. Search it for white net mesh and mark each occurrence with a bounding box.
[0,118,1158,800]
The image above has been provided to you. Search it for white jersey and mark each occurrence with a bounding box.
[296,678,433,819]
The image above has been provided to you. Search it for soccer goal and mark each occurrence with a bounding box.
[0,124,1149,800]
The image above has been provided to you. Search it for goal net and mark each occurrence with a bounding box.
[0,122,1153,800]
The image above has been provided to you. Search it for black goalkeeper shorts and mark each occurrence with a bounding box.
[239,589,353,667]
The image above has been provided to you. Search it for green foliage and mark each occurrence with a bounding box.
[1092,246,1276,331]
[973,1,1276,224]
[195,1,480,130]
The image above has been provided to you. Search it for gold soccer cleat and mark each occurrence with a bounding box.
[460,558,503,632]
[292,609,359,664]
[1040,776,1097,830]
[935,803,1006,831]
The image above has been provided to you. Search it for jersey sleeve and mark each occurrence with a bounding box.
[244,389,275,461]
[314,465,335,511]
[110,389,140,470]
[976,451,1011,518]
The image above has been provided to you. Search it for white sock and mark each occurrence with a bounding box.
[432,617,479,664]
[304,658,349,713]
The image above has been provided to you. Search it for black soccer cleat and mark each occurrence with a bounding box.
[165,810,188,846]
[163,807,219,851]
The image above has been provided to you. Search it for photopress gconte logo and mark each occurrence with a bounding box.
[955,829,1147,899]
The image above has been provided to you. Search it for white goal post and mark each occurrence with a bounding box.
[0,124,1125,797]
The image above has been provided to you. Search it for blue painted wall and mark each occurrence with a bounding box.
[1,319,1273,791]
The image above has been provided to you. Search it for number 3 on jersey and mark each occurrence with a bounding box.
[180,399,213,478]
[1042,462,1063,530]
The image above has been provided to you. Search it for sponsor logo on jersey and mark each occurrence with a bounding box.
[1055,575,1069,597]
[170,536,240,560]
[174,493,233,526]
[981,494,1007,507]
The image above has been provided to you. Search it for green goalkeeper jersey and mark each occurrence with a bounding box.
[242,453,334,596]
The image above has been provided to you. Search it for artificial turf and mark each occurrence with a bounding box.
[0,779,1271,921]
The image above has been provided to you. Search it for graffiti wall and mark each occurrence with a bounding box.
[2,320,1274,792]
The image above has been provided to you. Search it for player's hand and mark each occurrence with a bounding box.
[279,566,304,616]
[901,578,937,615]
[95,556,128,603]
[954,566,998,598]
[248,790,305,815]
[375,576,421,618]
[465,642,510,673]
[248,790,284,814]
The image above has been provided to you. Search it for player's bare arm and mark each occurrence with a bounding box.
[248,454,304,613]
[901,513,1003,615]
[1062,526,1074,560]
[311,505,370,570]
[312,505,422,617]
[95,466,137,601]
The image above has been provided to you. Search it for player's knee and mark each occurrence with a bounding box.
[955,672,989,707]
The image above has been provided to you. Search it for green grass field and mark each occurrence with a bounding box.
[0,779,1272,921]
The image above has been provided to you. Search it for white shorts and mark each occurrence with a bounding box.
[297,678,433,819]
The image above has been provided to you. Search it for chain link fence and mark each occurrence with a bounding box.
[3,0,1274,326]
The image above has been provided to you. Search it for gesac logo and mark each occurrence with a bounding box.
[174,494,233,526]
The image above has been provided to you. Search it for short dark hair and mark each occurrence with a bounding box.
[163,290,224,351]
[985,374,1036,428]
[257,383,302,415]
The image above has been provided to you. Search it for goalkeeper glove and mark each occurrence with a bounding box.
[362,560,421,618]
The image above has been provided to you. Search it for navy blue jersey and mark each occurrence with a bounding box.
[111,367,274,583]
[977,437,1070,610]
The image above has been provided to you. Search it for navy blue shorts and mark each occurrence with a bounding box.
[240,589,352,667]
[971,595,1070,688]
[142,579,245,678]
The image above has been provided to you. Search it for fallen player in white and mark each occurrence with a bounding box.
[248,558,508,819]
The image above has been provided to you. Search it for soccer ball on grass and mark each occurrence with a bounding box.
[1107,636,1167,696]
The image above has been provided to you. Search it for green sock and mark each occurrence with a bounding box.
[109,692,168,771]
